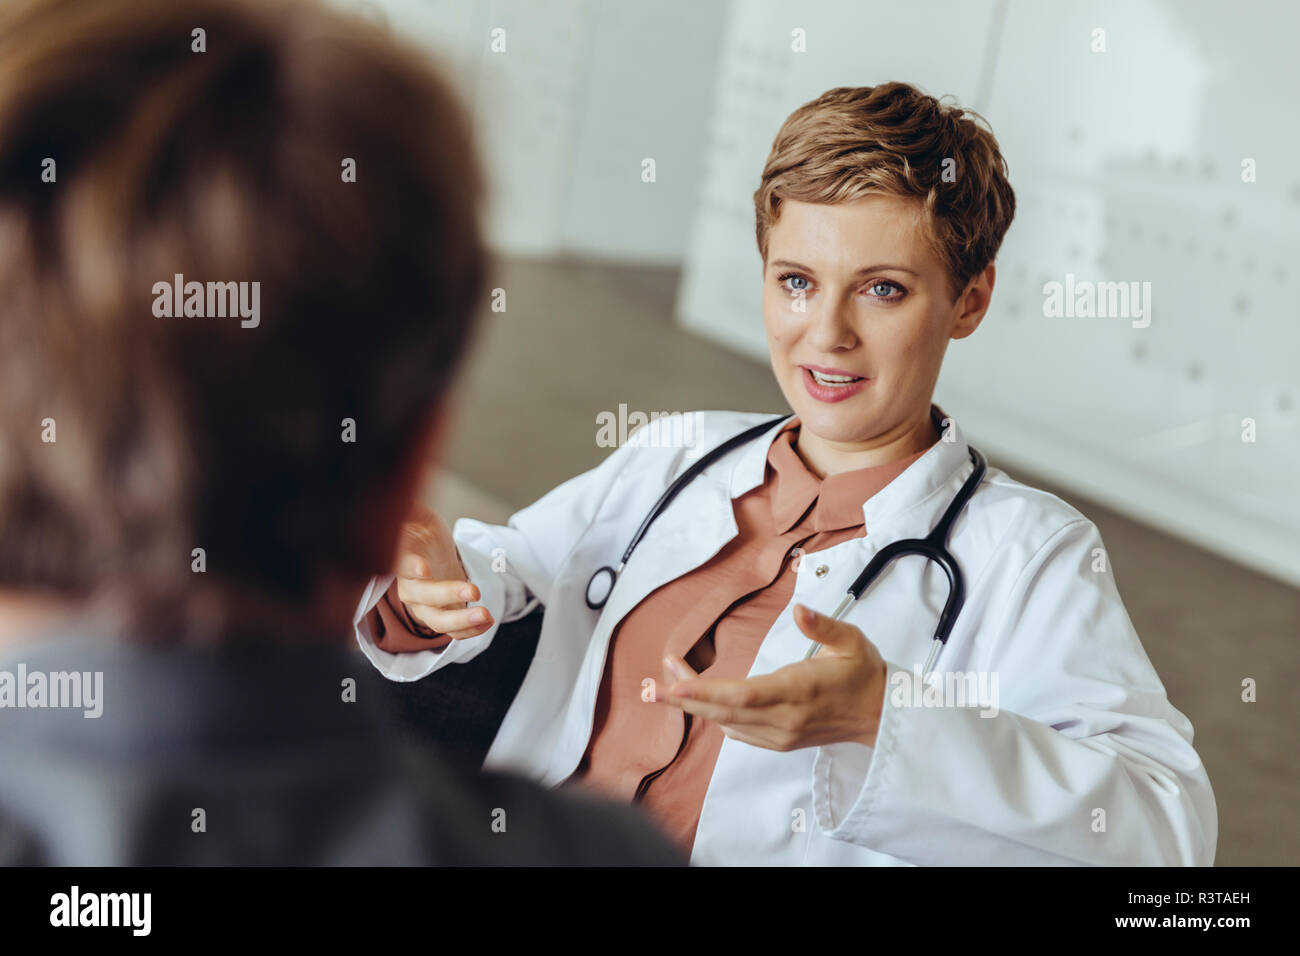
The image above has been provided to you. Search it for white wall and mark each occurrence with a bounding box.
[342,0,726,261]
[674,0,1300,587]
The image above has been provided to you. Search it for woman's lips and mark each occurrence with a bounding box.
[801,365,870,403]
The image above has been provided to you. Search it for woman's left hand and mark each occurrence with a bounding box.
[661,603,888,750]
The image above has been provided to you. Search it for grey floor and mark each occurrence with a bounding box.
[428,255,1299,866]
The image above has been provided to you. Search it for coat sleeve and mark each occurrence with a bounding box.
[353,436,641,682]
[810,518,1218,866]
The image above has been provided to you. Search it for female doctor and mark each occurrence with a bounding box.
[354,83,1217,866]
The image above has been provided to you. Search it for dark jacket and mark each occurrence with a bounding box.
[0,631,683,866]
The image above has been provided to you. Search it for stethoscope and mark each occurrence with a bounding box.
[584,413,987,679]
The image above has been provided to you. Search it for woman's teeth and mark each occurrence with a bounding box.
[808,369,863,385]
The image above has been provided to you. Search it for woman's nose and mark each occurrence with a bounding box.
[801,294,858,350]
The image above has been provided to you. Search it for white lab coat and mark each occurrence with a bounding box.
[354,408,1218,866]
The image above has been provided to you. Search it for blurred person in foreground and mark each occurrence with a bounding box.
[0,0,682,866]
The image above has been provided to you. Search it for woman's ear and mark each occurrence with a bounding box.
[950,263,996,340]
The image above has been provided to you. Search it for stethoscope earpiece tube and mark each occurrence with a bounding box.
[585,415,792,613]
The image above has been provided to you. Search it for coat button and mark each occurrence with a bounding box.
[815,564,829,577]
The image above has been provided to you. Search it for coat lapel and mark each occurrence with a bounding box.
[543,414,792,782]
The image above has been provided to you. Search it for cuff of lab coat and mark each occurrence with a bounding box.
[373,577,454,652]
[352,544,506,682]
[811,658,905,837]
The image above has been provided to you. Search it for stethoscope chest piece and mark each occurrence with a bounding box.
[585,564,618,610]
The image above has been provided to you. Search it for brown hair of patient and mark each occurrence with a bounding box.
[0,0,486,643]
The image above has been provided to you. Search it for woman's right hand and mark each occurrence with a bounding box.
[393,504,495,640]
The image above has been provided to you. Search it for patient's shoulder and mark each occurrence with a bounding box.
[395,743,685,865]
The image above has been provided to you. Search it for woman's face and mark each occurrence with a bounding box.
[762,195,991,470]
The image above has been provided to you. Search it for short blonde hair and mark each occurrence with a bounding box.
[753,83,1016,301]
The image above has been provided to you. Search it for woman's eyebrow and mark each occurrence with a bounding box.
[769,258,811,272]
[768,258,918,276]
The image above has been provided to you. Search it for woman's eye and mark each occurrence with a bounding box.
[865,280,904,299]
[779,273,810,294]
